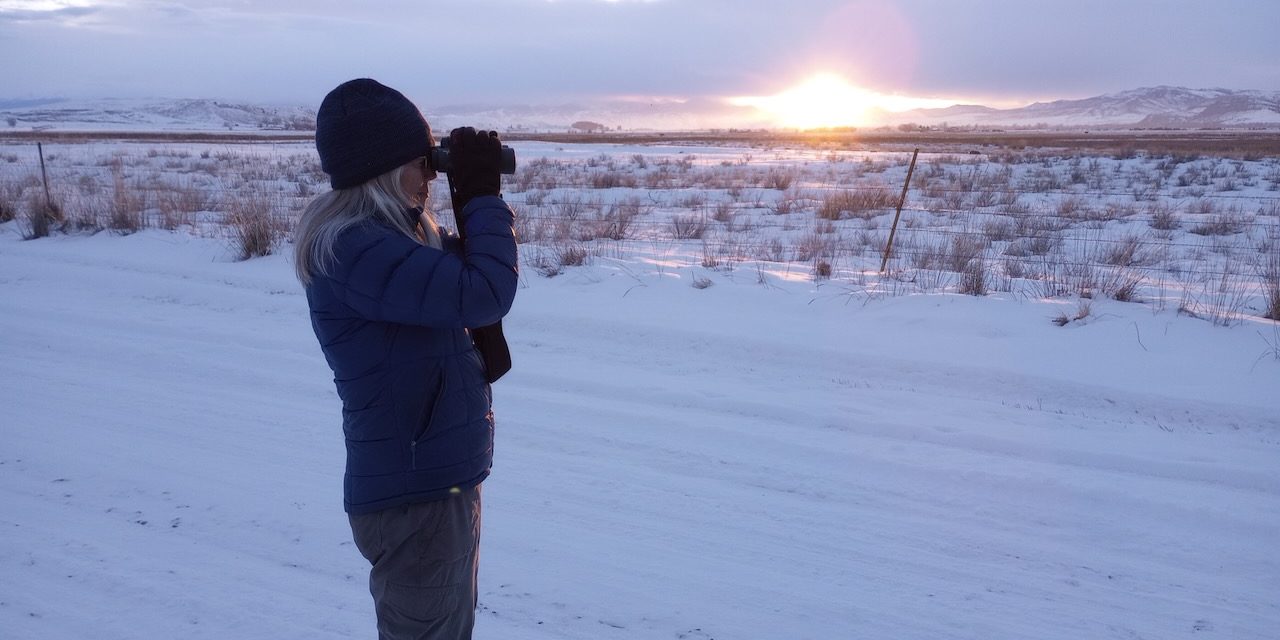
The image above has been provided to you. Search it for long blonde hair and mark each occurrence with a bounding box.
[293,163,442,285]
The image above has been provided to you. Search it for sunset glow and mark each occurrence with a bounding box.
[730,73,959,129]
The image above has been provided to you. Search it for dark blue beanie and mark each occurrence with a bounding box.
[316,79,432,189]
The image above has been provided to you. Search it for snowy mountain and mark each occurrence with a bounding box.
[0,95,742,133]
[0,97,316,132]
[891,86,1280,129]
[3,86,1278,132]
[424,96,748,132]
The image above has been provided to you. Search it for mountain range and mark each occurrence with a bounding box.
[1,86,1277,133]
[887,86,1280,129]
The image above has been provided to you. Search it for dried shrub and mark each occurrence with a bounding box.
[599,198,644,240]
[700,242,721,269]
[1003,234,1059,258]
[764,169,795,190]
[108,170,148,234]
[589,170,634,189]
[757,238,786,262]
[21,191,59,239]
[817,186,896,220]
[555,194,592,221]
[1147,203,1180,230]
[981,217,1018,242]
[63,190,107,232]
[555,242,589,267]
[1056,195,1086,218]
[814,259,833,281]
[530,251,562,278]
[1003,257,1027,279]
[0,195,17,223]
[1053,300,1093,326]
[1103,235,1149,267]
[770,190,803,215]
[1262,244,1280,321]
[946,234,989,273]
[908,238,947,271]
[793,232,835,262]
[512,207,546,244]
[1189,209,1247,236]
[226,191,282,260]
[1103,268,1144,302]
[712,201,734,223]
[670,214,707,240]
[156,180,211,230]
[958,257,988,296]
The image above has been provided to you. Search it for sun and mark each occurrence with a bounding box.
[729,73,874,129]
[730,73,957,129]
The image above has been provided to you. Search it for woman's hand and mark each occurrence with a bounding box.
[448,127,502,206]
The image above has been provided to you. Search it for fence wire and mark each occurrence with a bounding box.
[2,142,1278,310]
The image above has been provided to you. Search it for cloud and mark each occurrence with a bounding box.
[0,2,100,23]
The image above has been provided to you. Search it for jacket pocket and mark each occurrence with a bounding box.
[410,374,447,470]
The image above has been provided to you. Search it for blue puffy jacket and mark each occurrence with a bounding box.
[305,196,518,514]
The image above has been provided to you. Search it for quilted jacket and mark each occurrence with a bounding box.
[305,196,518,514]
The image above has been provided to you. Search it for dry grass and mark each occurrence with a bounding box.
[763,169,795,190]
[226,190,282,260]
[4,136,1277,327]
[156,179,212,230]
[21,191,59,239]
[0,181,19,223]
[670,214,707,240]
[1147,203,1180,230]
[946,234,989,273]
[555,242,589,267]
[1103,268,1144,303]
[1189,209,1248,236]
[107,168,148,234]
[958,256,989,296]
[1262,244,1280,321]
[1053,299,1094,326]
[817,186,896,220]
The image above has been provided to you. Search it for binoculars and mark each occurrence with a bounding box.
[429,139,517,175]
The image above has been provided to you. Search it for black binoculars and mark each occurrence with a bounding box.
[429,139,517,175]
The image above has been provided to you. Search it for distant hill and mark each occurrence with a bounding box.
[889,86,1280,129]
[0,98,315,132]
[3,86,1278,133]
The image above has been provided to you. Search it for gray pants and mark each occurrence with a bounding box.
[348,485,482,640]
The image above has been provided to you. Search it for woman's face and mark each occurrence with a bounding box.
[400,155,437,208]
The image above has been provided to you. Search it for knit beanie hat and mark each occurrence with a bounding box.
[315,78,432,189]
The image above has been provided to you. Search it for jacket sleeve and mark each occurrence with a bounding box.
[326,196,518,328]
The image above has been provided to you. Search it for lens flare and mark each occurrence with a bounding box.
[730,73,957,129]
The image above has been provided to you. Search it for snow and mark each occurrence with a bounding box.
[5,87,1280,133]
[2,220,1278,639]
[0,97,314,133]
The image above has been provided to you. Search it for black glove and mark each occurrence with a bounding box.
[447,127,502,208]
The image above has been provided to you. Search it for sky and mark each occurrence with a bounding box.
[1,0,1278,126]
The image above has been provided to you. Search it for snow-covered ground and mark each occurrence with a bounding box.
[5,139,1280,325]
[2,218,1278,638]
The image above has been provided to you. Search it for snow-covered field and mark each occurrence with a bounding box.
[3,139,1279,322]
[2,140,1279,639]
[3,225,1279,639]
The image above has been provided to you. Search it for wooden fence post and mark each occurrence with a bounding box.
[880,148,919,273]
[38,142,53,210]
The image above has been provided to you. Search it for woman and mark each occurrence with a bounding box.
[294,78,518,639]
